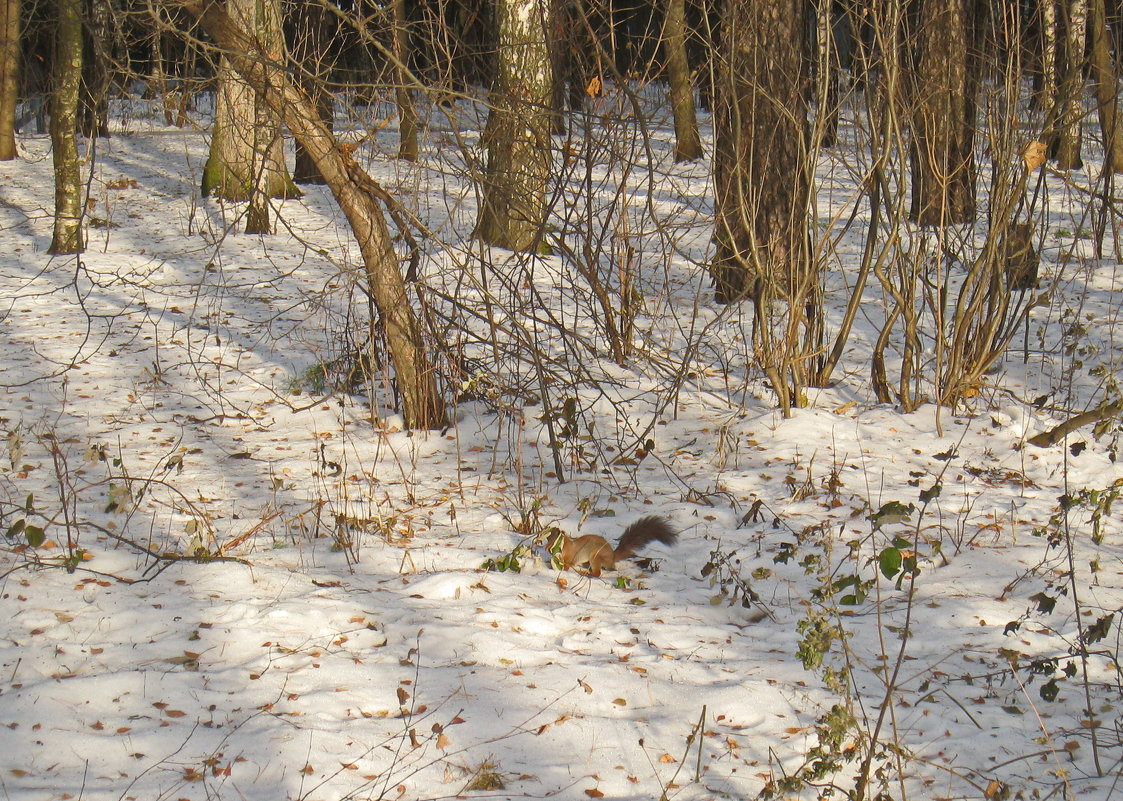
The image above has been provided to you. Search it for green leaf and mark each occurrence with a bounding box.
[1028,591,1056,614]
[868,501,914,529]
[919,483,942,503]
[879,546,902,580]
[1040,678,1060,702]
[5,518,25,540]
[1083,613,1115,644]
[24,525,45,548]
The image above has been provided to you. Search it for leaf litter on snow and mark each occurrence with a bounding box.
[0,95,1121,801]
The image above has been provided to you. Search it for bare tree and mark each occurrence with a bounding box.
[392,0,418,161]
[664,0,701,161]
[50,0,84,254]
[288,0,337,184]
[473,0,552,252]
[1089,0,1123,172]
[180,0,447,429]
[81,0,112,137]
[1053,0,1086,168]
[907,0,977,225]
[711,0,818,413]
[200,0,299,233]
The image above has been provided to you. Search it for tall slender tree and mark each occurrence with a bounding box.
[50,0,84,254]
[711,0,809,302]
[1053,0,1087,168]
[81,0,112,137]
[0,0,18,160]
[392,0,418,161]
[1089,0,1123,171]
[201,0,299,233]
[665,0,702,161]
[473,0,552,252]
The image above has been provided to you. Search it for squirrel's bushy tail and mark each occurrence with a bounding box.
[614,515,677,560]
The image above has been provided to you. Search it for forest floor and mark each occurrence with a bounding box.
[1,93,1122,801]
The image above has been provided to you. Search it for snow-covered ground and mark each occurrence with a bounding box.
[1,92,1122,801]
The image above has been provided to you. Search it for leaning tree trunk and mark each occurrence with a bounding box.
[50,0,84,254]
[1053,0,1087,169]
[201,0,299,231]
[908,0,977,225]
[711,0,818,414]
[665,0,702,161]
[1089,0,1123,171]
[0,0,18,160]
[473,0,553,252]
[181,0,447,430]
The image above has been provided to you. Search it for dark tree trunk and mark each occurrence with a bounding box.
[908,0,977,225]
[392,0,418,160]
[288,0,336,183]
[80,0,111,138]
[710,0,818,414]
[711,0,809,302]
[813,0,839,147]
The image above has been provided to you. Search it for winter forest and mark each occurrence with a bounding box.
[2,0,1123,799]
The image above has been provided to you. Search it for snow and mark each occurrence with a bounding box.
[1,89,1122,801]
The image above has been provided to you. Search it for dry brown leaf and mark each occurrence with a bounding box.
[1022,140,1047,171]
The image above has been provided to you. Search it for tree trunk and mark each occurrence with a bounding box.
[665,0,702,161]
[711,0,809,302]
[80,0,111,138]
[813,0,839,147]
[908,0,977,225]
[201,0,299,222]
[0,0,18,160]
[50,0,84,254]
[1054,0,1087,168]
[711,0,817,414]
[473,0,552,252]
[182,0,447,430]
[1089,0,1123,171]
[1035,0,1059,112]
[289,0,336,184]
[392,0,418,161]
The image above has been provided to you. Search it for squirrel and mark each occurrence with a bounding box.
[545,515,677,577]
